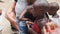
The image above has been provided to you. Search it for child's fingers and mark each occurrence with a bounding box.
[46,23,51,32]
[26,21,34,25]
[42,26,47,34]
[43,26,50,34]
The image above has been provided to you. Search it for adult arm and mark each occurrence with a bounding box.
[6,1,19,30]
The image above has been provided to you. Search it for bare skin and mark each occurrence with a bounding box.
[5,1,19,31]
[5,0,36,31]
[48,2,59,16]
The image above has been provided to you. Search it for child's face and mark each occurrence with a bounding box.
[48,8,57,15]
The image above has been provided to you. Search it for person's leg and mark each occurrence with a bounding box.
[16,16,29,34]
[19,21,29,34]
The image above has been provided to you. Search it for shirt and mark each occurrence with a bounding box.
[15,0,27,16]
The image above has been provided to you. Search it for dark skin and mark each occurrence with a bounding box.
[48,7,58,16]
[27,5,59,34]
[30,6,48,18]
[48,2,59,16]
[48,6,59,18]
[30,5,49,34]
[29,2,60,34]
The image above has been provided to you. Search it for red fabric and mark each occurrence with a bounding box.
[32,18,50,34]
[32,20,40,34]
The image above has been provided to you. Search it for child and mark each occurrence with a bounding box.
[48,2,60,27]
[29,0,49,34]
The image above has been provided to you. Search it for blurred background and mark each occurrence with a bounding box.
[0,0,60,34]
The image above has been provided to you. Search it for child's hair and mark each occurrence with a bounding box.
[32,0,49,17]
[48,2,59,16]
[33,0,49,9]
[33,0,49,16]
[27,0,36,5]
[49,2,59,11]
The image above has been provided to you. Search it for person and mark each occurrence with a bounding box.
[29,0,50,34]
[5,0,18,31]
[6,0,36,34]
[48,2,60,27]
[30,1,60,34]
[6,0,29,34]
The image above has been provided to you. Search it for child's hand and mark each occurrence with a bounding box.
[42,26,60,34]
[26,21,34,25]
[46,22,58,30]
[26,21,34,28]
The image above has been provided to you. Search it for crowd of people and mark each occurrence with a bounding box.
[4,0,60,34]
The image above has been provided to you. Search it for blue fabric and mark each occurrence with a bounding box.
[16,16,29,34]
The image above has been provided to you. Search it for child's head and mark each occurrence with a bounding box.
[48,2,59,16]
[31,0,49,17]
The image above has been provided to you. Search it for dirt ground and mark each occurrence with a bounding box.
[0,0,60,34]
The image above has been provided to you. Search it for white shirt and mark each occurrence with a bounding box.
[15,0,27,16]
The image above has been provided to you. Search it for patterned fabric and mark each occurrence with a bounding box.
[16,16,29,34]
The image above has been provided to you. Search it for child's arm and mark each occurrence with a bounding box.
[19,18,31,21]
[19,7,28,20]
[19,6,31,20]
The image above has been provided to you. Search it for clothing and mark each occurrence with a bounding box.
[32,21,40,34]
[16,16,29,34]
[32,17,49,34]
[15,0,28,34]
[15,0,27,16]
